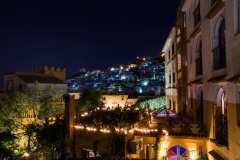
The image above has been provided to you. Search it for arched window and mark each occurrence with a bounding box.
[193,0,200,26]
[215,89,228,146]
[213,18,226,70]
[195,38,203,76]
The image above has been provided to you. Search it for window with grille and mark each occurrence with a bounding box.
[193,3,201,26]
[215,93,228,146]
[196,39,203,76]
[213,19,226,70]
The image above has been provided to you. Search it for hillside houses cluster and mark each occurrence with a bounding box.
[67,56,165,96]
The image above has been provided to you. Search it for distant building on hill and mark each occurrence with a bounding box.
[3,66,67,94]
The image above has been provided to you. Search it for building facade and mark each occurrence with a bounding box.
[3,66,67,94]
[163,27,178,113]
[163,0,240,159]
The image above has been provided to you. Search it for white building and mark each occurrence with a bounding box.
[163,27,178,112]
[3,66,67,94]
[182,0,240,159]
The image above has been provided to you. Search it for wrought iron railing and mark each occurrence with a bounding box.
[194,4,201,26]
[213,45,226,70]
[195,57,202,76]
[216,114,228,146]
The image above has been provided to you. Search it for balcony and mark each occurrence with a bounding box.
[215,114,228,147]
[195,57,202,76]
[213,45,226,70]
[193,4,201,27]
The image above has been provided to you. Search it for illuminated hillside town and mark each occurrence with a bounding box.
[1,0,240,160]
[67,56,165,97]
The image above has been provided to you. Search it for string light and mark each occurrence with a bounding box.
[161,130,168,157]
[74,125,158,135]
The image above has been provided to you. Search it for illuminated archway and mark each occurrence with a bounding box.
[215,87,228,146]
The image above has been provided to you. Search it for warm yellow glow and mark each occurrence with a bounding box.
[100,129,111,133]
[161,147,167,156]
[74,125,84,129]
[86,127,97,131]
[23,152,29,157]
[161,130,169,157]
[190,150,196,159]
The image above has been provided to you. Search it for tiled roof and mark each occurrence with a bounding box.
[17,75,64,84]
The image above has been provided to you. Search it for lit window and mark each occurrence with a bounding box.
[143,81,148,86]
[139,88,142,93]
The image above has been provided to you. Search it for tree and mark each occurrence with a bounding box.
[133,96,165,111]
[36,119,68,159]
[0,82,65,132]
[21,123,41,151]
[75,87,104,115]
[0,94,20,132]
[0,131,19,159]
[0,82,65,157]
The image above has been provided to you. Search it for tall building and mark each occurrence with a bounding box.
[163,0,240,159]
[163,27,178,112]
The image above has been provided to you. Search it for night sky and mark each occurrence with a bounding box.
[0,0,180,90]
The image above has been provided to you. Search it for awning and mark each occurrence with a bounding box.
[208,150,225,160]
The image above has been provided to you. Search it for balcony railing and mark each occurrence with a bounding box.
[211,0,217,6]
[213,45,226,70]
[195,57,202,76]
[216,114,228,146]
[193,4,201,26]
